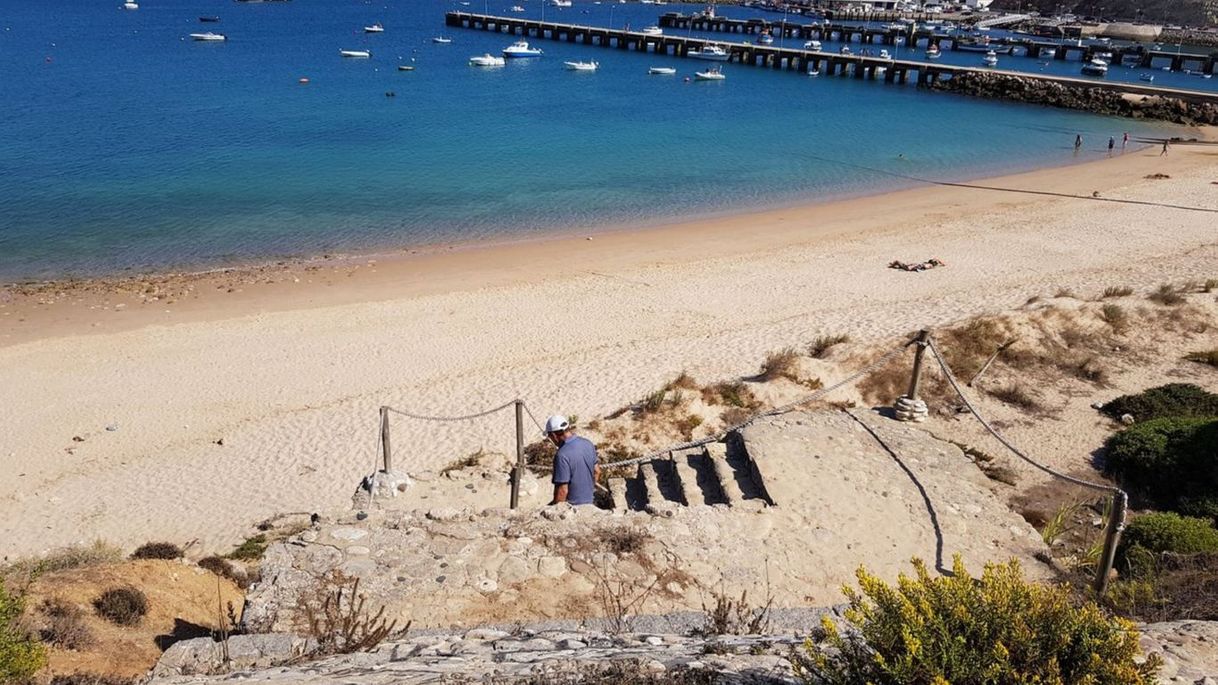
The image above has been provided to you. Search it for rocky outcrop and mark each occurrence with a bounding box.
[930,72,1218,126]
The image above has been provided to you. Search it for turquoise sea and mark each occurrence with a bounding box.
[0,0,1188,281]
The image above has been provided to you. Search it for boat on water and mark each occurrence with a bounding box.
[878,48,891,59]
[1093,50,1113,61]
[1080,58,1108,76]
[957,42,1011,54]
[340,49,371,58]
[551,0,572,6]
[982,50,998,67]
[694,66,725,80]
[122,1,138,9]
[756,31,774,45]
[190,32,227,41]
[469,53,506,66]
[839,45,851,55]
[1139,73,1154,82]
[433,36,452,43]
[503,40,543,57]
[807,68,820,76]
[199,16,220,22]
[688,44,729,61]
[509,5,525,10]
[648,66,676,74]
[803,39,821,50]
[926,45,941,58]
[564,60,598,71]
[364,23,385,33]
[639,25,663,36]
[398,65,415,71]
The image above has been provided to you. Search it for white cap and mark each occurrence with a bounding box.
[544,415,570,434]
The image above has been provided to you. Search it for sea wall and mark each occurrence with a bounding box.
[930,72,1218,126]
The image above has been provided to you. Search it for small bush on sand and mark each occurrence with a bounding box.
[987,384,1040,412]
[596,527,649,555]
[1100,303,1129,332]
[226,534,269,562]
[1185,349,1218,367]
[297,573,405,657]
[1148,284,1185,306]
[129,542,183,561]
[1121,512,1218,560]
[1054,287,1077,299]
[698,588,773,637]
[1,585,47,682]
[1105,417,1218,519]
[791,556,1160,685]
[758,347,801,383]
[523,439,558,475]
[701,381,760,409]
[1204,279,1218,294]
[1101,285,1134,299]
[39,598,94,649]
[197,555,247,588]
[4,541,123,580]
[664,371,699,391]
[1101,383,1218,424]
[93,586,148,627]
[719,406,753,428]
[808,334,850,359]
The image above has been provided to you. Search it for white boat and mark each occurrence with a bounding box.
[364,23,384,33]
[694,66,725,80]
[551,0,572,6]
[688,43,729,61]
[565,60,598,71]
[509,5,525,10]
[122,1,139,9]
[340,49,371,58]
[1080,58,1108,76]
[878,48,891,59]
[469,53,506,66]
[648,66,676,74]
[807,68,820,76]
[433,36,452,43]
[639,25,663,36]
[982,50,998,67]
[1093,50,1113,61]
[1139,73,1154,82]
[756,32,774,45]
[502,40,542,57]
[803,39,821,50]
[926,45,941,58]
[190,32,227,41]
[839,45,851,55]
[398,64,415,71]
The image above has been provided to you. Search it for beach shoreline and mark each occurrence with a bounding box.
[1,134,1211,348]
[1,133,1216,559]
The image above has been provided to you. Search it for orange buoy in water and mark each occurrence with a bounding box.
[298,77,309,84]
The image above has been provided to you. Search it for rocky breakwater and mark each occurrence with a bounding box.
[930,72,1218,126]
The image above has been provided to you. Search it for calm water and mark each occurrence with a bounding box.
[0,0,1181,281]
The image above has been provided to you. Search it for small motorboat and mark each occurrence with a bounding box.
[469,53,506,66]
[509,5,525,11]
[648,66,676,74]
[1093,50,1113,61]
[839,45,851,55]
[190,32,227,41]
[982,50,998,67]
[694,66,725,80]
[1139,73,1154,82]
[639,25,663,36]
[756,31,774,45]
[564,60,598,71]
[122,1,138,9]
[502,40,542,57]
[688,44,729,61]
[433,36,452,43]
[807,68,820,76]
[398,64,415,71]
[340,49,371,58]
[926,45,941,58]
[878,48,891,59]
[1081,58,1108,76]
[551,0,572,6]
[199,16,220,22]
[364,23,384,33]
[803,39,821,50]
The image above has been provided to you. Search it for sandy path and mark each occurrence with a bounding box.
[2,143,1216,559]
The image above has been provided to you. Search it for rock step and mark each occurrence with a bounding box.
[708,451,746,505]
[670,449,703,506]
[638,462,662,509]
[606,477,628,514]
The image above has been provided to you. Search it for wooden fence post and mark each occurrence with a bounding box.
[1094,490,1129,596]
[906,329,931,400]
[380,405,392,473]
[510,400,524,509]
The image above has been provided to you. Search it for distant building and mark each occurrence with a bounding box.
[964,0,993,8]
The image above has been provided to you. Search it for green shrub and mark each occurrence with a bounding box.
[1104,417,1218,518]
[226,534,269,562]
[1122,512,1218,557]
[792,556,1159,685]
[129,542,183,561]
[1100,383,1218,423]
[1,585,47,683]
[93,586,147,627]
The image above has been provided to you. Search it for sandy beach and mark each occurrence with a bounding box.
[2,138,1217,560]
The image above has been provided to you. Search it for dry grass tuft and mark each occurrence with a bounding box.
[38,597,94,649]
[596,527,650,555]
[1204,279,1218,294]
[440,448,485,475]
[1185,349,1218,367]
[1101,285,1134,299]
[808,334,850,358]
[701,381,760,409]
[1148,283,1185,306]
[719,406,753,428]
[296,573,406,657]
[1100,303,1129,333]
[987,384,1041,412]
[129,542,183,561]
[758,347,801,383]
[1054,287,1077,299]
[49,675,139,685]
[697,587,774,636]
[92,586,148,627]
[2,541,123,581]
[664,371,699,391]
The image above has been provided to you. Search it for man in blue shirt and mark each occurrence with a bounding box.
[544,415,599,506]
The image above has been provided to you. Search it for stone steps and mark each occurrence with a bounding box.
[609,437,771,513]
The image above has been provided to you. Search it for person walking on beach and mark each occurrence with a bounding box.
[544,415,599,506]
[1161,139,1170,156]
[1108,136,1115,155]
[1122,132,1129,149]
[1074,134,1083,152]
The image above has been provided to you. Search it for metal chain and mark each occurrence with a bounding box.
[385,400,518,423]
[602,340,914,470]
[926,338,1118,494]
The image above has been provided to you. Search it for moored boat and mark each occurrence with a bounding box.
[340,49,371,58]
[1138,73,1154,82]
[509,5,525,10]
[694,66,725,80]
[1080,58,1108,76]
[190,32,227,41]
[551,0,572,6]
[756,31,773,45]
[364,23,384,33]
[122,1,138,9]
[199,16,220,22]
[639,25,663,36]
[433,36,452,43]
[982,50,998,67]
[398,65,415,71]
[502,40,543,57]
[469,53,506,66]
[648,66,676,74]
[926,45,941,58]
[803,39,821,50]
[688,43,729,61]
[564,60,598,71]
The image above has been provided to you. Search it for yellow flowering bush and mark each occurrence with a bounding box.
[792,556,1160,685]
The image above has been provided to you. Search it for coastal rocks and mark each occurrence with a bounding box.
[929,72,1218,126]
[153,633,315,677]
[1140,620,1218,682]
